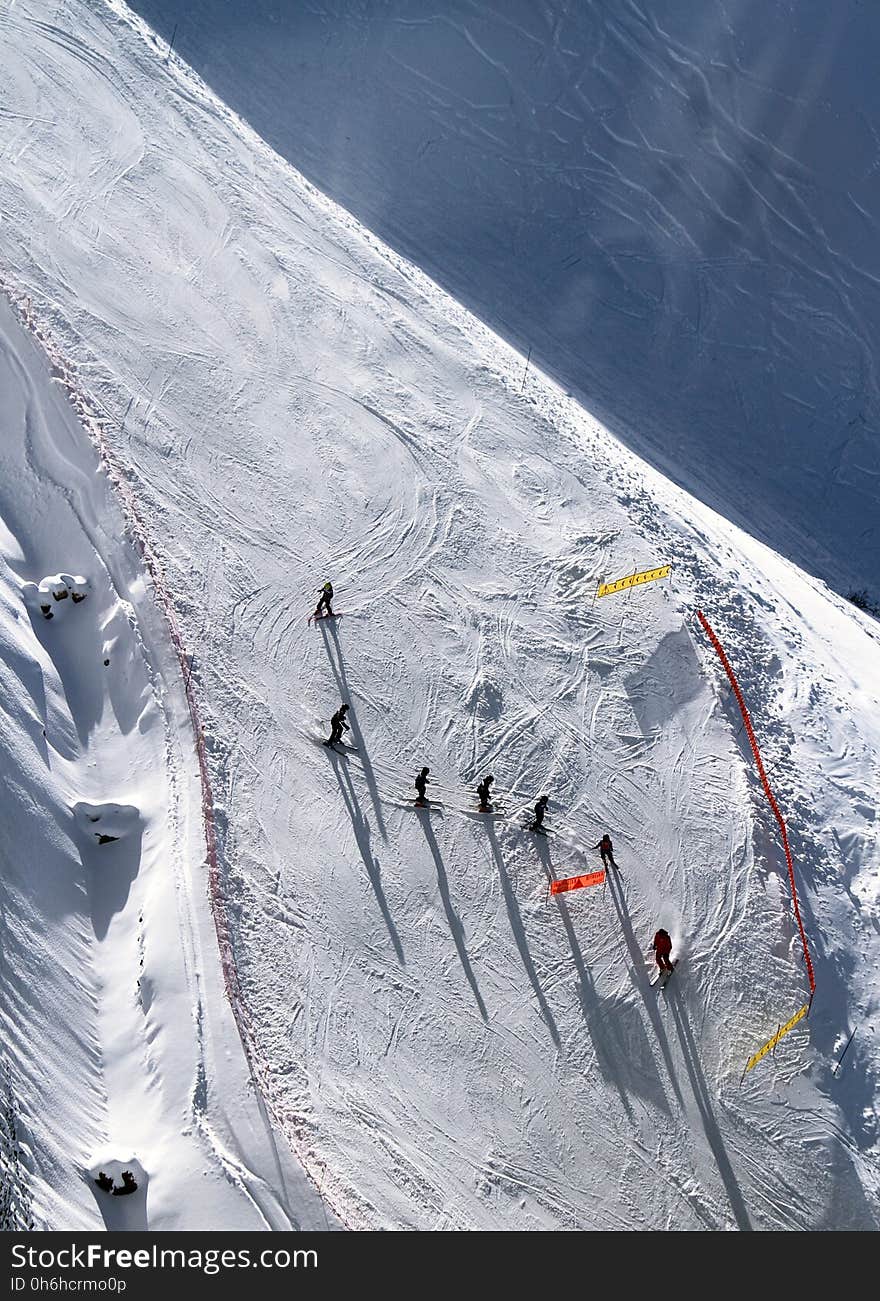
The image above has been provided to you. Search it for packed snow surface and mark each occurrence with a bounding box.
[0,0,878,1230]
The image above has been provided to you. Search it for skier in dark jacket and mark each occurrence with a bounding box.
[324,703,349,746]
[530,794,549,831]
[415,766,430,806]
[476,774,494,811]
[651,928,674,972]
[593,833,617,869]
[314,580,334,619]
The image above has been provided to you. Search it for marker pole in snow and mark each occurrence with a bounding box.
[833,1027,857,1075]
[520,345,532,392]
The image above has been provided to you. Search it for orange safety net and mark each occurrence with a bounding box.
[697,611,815,993]
[550,869,606,895]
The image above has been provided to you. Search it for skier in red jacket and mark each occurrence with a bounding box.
[652,928,674,972]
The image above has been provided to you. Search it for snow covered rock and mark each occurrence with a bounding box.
[72,802,140,846]
[21,573,89,621]
[87,1157,148,1231]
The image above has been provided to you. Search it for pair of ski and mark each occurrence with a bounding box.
[409,802,506,815]
[307,611,344,626]
[650,959,678,990]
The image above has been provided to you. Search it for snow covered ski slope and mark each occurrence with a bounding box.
[1,0,878,1230]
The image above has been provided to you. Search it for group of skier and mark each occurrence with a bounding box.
[315,579,676,983]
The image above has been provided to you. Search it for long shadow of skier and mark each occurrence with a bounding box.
[320,619,387,840]
[667,986,753,1231]
[485,823,560,1048]
[604,867,685,1110]
[326,747,404,965]
[534,832,593,994]
[418,813,488,1021]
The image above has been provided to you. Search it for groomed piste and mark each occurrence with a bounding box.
[0,0,878,1231]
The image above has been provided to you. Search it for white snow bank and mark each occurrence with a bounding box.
[0,292,335,1230]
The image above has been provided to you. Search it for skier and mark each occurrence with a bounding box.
[651,928,675,973]
[476,774,494,811]
[529,794,549,832]
[324,702,349,747]
[313,580,334,620]
[415,766,430,806]
[593,833,618,869]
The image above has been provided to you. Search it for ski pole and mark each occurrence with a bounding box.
[833,1027,857,1076]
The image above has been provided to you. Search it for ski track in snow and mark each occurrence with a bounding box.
[0,0,878,1230]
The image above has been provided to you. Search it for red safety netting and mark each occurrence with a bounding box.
[696,610,815,993]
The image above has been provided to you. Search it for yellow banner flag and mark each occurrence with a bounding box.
[596,565,671,598]
[744,1003,809,1076]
